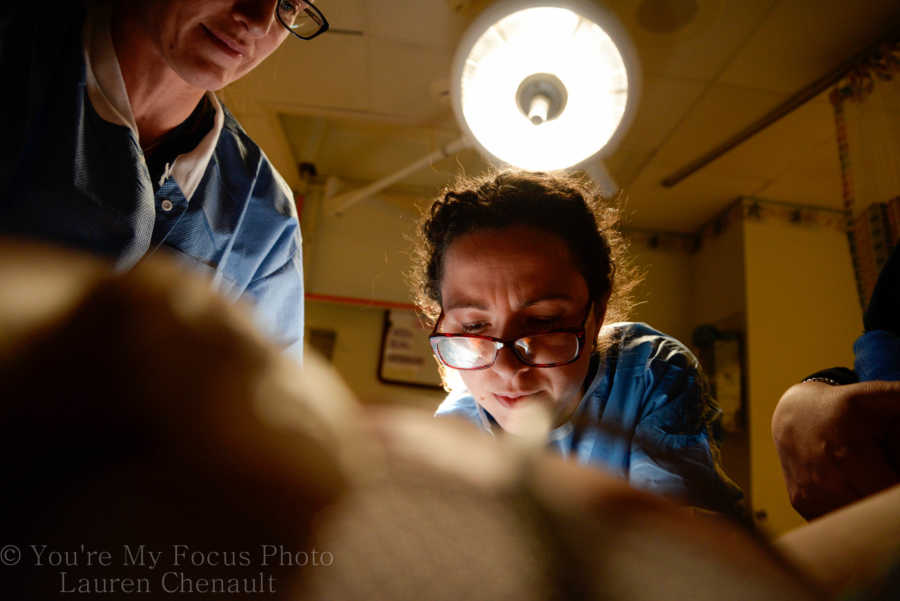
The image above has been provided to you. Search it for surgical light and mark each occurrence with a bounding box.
[451,0,640,172]
[326,0,639,215]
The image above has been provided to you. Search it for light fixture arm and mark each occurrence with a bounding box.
[578,156,619,198]
[325,137,473,216]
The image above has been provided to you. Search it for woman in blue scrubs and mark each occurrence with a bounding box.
[411,170,743,514]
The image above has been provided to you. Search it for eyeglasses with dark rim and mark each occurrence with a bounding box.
[429,303,593,370]
[276,0,329,40]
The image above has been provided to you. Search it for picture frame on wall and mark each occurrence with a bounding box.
[692,323,746,433]
[377,309,444,389]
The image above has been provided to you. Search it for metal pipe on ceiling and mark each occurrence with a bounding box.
[325,137,472,216]
[661,24,900,188]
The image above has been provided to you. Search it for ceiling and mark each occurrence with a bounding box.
[222,0,900,233]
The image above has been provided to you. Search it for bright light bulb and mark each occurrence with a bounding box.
[527,94,551,124]
[454,3,635,172]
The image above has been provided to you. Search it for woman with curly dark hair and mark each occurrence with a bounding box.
[411,170,742,513]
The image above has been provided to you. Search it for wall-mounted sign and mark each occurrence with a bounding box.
[378,309,443,389]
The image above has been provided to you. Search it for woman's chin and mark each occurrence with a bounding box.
[493,396,556,439]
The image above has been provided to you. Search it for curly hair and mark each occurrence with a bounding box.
[409,170,640,335]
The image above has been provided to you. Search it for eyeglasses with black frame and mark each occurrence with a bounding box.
[276,0,329,40]
[429,303,594,370]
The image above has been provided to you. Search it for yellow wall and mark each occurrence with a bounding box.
[687,219,752,501]
[626,222,748,347]
[304,300,445,408]
[628,244,694,345]
[628,216,863,536]
[302,190,444,409]
[689,217,747,329]
[303,191,421,304]
[743,219,862,536]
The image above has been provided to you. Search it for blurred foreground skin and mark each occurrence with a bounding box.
[304,408,825,601]
[0,240,847,600]
[0,240,354,599]
[776,483,900,595]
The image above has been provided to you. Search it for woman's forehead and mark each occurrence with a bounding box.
[446,225,572,261]
[440,227,588,308]
[443,292,579,312]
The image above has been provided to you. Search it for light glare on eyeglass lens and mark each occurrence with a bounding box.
[434,332,581,369]
[278,0,327,38]
[430,303,593,370]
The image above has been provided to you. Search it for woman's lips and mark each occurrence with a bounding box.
[493,393,536,408]
[201,25,246,59]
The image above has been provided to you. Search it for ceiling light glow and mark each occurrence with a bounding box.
[452,1,639,172]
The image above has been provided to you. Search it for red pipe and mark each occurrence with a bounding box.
[305,292,417,311]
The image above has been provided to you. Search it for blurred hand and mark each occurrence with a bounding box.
[772,380,900,520]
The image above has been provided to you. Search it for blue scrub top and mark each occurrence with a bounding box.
[0,5,303,359]
[436,322,744,514]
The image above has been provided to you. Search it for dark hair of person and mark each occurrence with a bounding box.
[410,170,640,336]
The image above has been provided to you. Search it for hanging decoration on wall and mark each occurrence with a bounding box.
[829,40,900,306]
[737,197,847,230]
[852,198,900,303]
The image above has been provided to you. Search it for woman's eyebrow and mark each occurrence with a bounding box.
[444,298,489,312]
[444,294,576,312]
[521,294,575,308]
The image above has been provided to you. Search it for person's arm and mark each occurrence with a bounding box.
[627,339,745,517]
[245,245,304,362]
[229,136,305,362]
[771,380,900,520]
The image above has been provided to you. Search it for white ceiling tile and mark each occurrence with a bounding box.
[364,0,468,49]
[719,0,900,93]
[606,145,655,190]
[651,83,788,169]
[607,75,708,185]
[280,114,486,189]
[607,0,779,80]
[368,39,454,122]
[701,93,836,180]
[229,33,371,111]
[318,0,367,32]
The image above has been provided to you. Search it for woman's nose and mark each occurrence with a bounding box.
[234,0,277,37]
[491,344,528,378]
